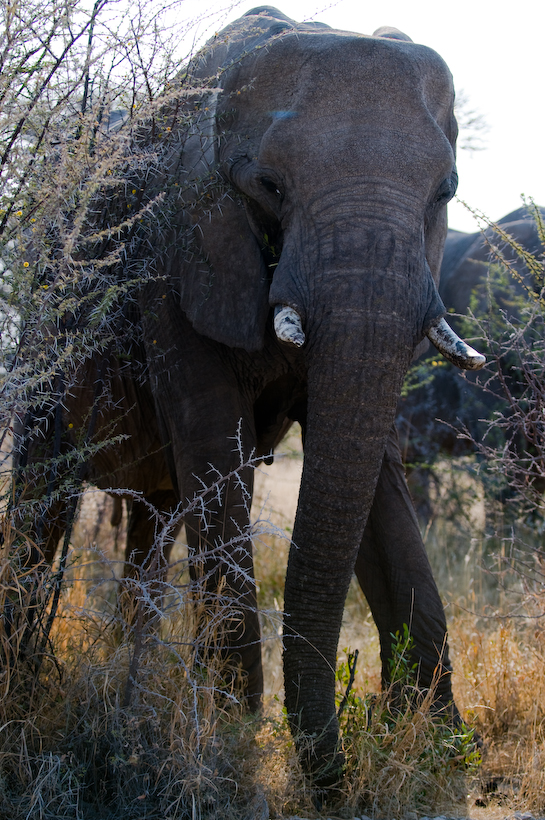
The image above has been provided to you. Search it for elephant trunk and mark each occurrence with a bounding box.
[275,222,480,784]
[281,277,420,783]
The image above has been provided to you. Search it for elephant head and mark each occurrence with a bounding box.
[145,7,485,784]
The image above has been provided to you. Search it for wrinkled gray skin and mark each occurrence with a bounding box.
[397,207,545,520]
[16,6,482,785]
[17,351,180,578]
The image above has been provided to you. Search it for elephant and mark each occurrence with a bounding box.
[12,344,182,632]
[11,6,486,787]
[397,206,545,522]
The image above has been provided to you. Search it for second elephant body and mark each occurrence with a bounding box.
[397,207,545,521]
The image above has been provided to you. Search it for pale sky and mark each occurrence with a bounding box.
[179,0,544,234]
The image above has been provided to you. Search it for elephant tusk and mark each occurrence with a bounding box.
[426,318,486,370]
[274,305,306,348]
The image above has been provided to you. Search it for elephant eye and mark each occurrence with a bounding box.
[260,176,282,197]
[434,173,457,205]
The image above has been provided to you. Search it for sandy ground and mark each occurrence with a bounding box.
[253,442,303,529]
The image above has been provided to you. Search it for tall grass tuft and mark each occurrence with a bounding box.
[0,509,274,819]
[334,630,480,819]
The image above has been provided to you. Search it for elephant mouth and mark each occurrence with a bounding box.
[273,303,486,371]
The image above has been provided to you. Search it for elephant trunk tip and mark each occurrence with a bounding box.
[427,318,486,370]
[274,304,306,347]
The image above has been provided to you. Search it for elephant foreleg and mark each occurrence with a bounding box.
[354,425,460,720]
[141,297,263,709]
[183,468,263,712]
[121,489,180,625]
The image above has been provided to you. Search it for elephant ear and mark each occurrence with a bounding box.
[174,93,270,353]
[178,194,270,352]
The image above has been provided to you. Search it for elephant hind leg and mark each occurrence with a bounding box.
[354,425,460,721]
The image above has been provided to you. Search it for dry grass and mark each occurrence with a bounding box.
[451,616,545,814]
[421,461,545,816]
[2,438,545,818]
[0,528,277,819]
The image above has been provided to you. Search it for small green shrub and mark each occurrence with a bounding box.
[335,628,480,817]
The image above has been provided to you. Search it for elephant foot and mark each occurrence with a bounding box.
[423,695,484,757]
[425,688,483,749]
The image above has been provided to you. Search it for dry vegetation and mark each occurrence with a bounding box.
[3,433,545,819]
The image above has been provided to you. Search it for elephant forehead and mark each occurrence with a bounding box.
[219,32,455,189]
[221,30,453,122]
